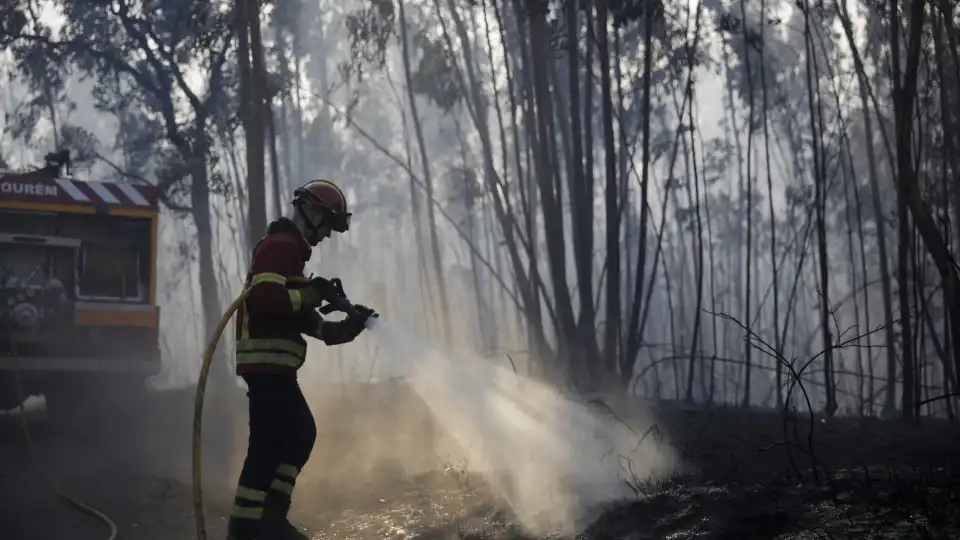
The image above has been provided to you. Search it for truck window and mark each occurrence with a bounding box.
[0,210,153,303]
[0,210,57,235]
[0,241,76,290]
[78,243,143,300]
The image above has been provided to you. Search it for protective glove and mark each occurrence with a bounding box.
[351,304,379,325]
[300,277,341,309]
[297,285,323,310]
[299,282,325,309]
[320,304,379,345]
[310,277,344,300]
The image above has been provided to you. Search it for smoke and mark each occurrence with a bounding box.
[366,318,677,536]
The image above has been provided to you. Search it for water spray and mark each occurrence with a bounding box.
[364,318,676,536]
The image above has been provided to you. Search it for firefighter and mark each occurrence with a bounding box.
[228,179,377,540]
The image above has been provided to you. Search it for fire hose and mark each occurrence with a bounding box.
[192,278,363,540]
[11,343,119,540]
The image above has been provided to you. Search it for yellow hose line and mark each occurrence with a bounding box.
[12,348,119,540]
[192,287,253,540]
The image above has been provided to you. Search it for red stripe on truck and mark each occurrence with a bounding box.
[74,306,160,328]
[0,170,158,209]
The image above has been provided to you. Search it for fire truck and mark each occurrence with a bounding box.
[0,151,161,424]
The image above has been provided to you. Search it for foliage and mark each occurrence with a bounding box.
[341,0,396,83]
[1,0,958,420]
[1,0,236,202]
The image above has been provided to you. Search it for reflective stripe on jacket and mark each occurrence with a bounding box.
[235,218,320,375]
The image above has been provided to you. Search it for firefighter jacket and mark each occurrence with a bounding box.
[235,218,322,376]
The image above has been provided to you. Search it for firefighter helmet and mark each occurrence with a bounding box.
[292,180,351,233]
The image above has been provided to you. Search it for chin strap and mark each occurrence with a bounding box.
[296,204,326,245]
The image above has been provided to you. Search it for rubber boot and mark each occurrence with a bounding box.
[275,521,310,540]
[259,498,309,540]
[226,517,261,540]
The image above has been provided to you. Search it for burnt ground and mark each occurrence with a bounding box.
[585,400,960,540]
[0,383,958,540]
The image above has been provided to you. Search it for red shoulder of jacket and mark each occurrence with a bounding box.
[251,232,309,277]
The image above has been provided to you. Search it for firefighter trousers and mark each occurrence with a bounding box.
[229,374,317,538]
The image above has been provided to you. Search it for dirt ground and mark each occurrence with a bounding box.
[1,383,958,540]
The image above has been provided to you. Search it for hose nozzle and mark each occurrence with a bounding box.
[314,277,365,318]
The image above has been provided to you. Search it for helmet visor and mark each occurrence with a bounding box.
[327,211,351,233]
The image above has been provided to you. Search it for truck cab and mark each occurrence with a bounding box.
[0,153,161,423]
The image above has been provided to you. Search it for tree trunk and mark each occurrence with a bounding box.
[397,0,453,346]
[623,0,656,388]
[240,0,267,241]
[597,1,621,384]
